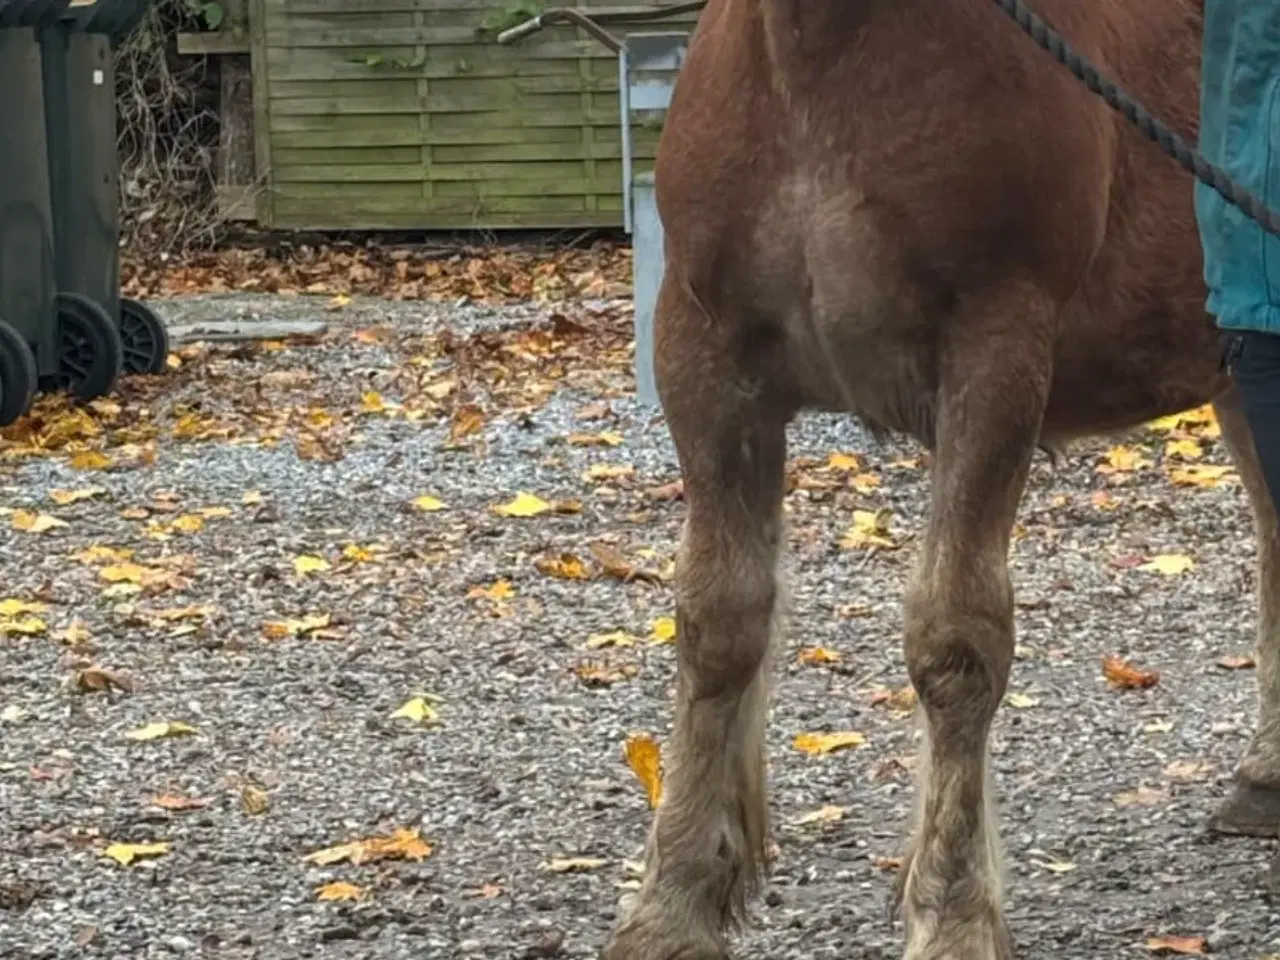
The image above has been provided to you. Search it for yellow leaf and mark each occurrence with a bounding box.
[360,390,386,413]
[316,881,364,902]
[826,451,860,471]
[587,630,636,649]
[468,580,514,601]
[1139,554,1194,576]
[0,599,46,618]
[412,495,447,512]
[1164,438,1203,460]
[304,827,432,866]
[12,510,68,534]
[1096,445,1152,474]
[169,514,205,534]
[851,472,881,494]
[390,696,440,725]
[123,721,199,741]
[293,554,331,576]
[69,450,112,471]
[624,735,663,808]
[328,294,353,310]
[0,616,47,636]
[241,785,270,816]
[101,583,143,599]
[839,509,896,549]
[793,731,866,755]
[583,463,636,483]
[793,805,846,825]
[73,545,132,564]
[799,646,841,666]
[535,553,591,580]
[103,841,170,866]
[200,506,234,519]
[493,492,552,518]
[242,489,263,505]
[1168,464,1235,488]
[649,616,677,645]
[541,857,608,873]
[49,487,105,505]
[100,563,150,584]
[1006,692,1039,709]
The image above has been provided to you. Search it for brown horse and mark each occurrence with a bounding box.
[600,1,1280,958]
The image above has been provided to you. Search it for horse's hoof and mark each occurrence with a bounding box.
[1208,776,1280,838]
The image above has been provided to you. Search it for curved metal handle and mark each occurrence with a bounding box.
[496,8,624,52]
[496,16,545,44]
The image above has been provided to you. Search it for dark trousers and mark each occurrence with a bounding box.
[1227,330,1280,514]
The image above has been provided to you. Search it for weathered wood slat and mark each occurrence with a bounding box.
[274,159,624,183]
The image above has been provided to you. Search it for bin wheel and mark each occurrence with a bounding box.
[42,292,123,401]
[119,297,170,375]
[0,318,37,427]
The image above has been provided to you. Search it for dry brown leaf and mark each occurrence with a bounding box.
[535,553,590,581]
[316,881,365,902]
[541,857,608,874]
[149,794,210,812]
[1102,655,1160,690]
[75,667,133,694]
[1144,935,1207,956]
[449,403,485,442]
[241,785,270,816]
[304,827,432,866]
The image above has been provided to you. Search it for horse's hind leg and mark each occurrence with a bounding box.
[1210,380,1280,836]
[602,278,788,960]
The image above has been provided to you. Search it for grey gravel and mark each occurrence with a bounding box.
[1,291,1279,960]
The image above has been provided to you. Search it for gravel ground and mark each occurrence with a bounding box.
[2,289,1279,960]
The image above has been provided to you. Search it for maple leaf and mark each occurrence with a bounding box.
[103,842,170,866]
[124,721,199,741]
[412,495,447,512]
[1138,554,1194,576]
[1163,438,1203,460]
[1144,935,1206,956]
[1096,445,1152,475]
[11,510,68,534]
[293,554,331,576]
[316,881,365,902]
[493,492,552,518]
[535,553,590,580]
[1102,655,1160,690]
[839,509,896,550]
[793,731,866,755]
[624,735,663,808]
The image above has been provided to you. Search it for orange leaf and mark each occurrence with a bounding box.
[1103,655,1160,690]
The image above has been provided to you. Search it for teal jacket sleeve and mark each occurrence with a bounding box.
[1195,0,1280,333]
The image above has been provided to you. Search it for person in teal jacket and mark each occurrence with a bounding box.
[1196,1,1280,500]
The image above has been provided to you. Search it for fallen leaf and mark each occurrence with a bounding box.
[1,704,28,723]
[450,403,485,442]
[360,390,386,414]
[1113,785,1171,807]
[1030,857,1077,874]
[1216,655,1256,670]
[793,805,846,825]
[587,630,636,649]
[535,553,590,580]
[1164,438,1203,460]
[262,614,331,639]
[1005,692,1039,709]
[412,495,447,512]
[390,696,440,725]
[168,514,204,534]
[469,580,515,601]
[871,855,904,871]
[1168,464,1235,488]
[241,785,270,816]
[1103,655,1160,690]
[493,492,552,518]
[793,731,866,755]
[123,721,198,741]
[150,794,210,812]
[0,598,46,617]
[316,881,364,902]
[839,509,896,549]
[12,510,67,534]
[342,544,383,564]
[1096,445,1152,474]
[0,615,47,636]
[826,451,860,471]
[1144,935,1207,956]
[583,463,636,483]
[304,827,432,866]
[75,667,132,693]
[293,554,331,576]
[49,487,105,505]
[869,685,918,712]
[1138,554,1194,576]
[624,735,663,808]
[799,646,842,666]
[103,842,170,866]
[541,857,608,873]
[649,616,677,645]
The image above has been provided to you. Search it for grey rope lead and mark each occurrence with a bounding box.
[990,0,1280,237]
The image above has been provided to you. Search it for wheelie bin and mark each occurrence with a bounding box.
[0,0,71,425]
[40,0,169,384]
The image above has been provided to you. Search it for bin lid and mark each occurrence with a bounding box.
[60,0,150,42]
[0,0,75,28]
